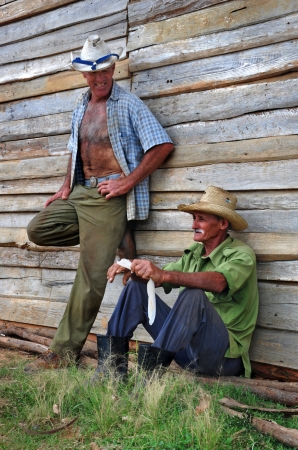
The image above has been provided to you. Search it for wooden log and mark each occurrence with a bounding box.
[219,397,298,415]
[135,231,298,260]
[221,405,298,448]
[252,361,298,383]
[152,160,298,192]
[127,0,298,51]
[131,40,298,98]
[130,13,298,71]
[0,59,130,103]
[1,12,127,65]
[150,189,298,210]
[1,326,51,347]
[128,0,229,28]
[0,336,48,354]
[0,155,69,180]
[144,76,298,126]
[0,0,77,25]
[137,209,298,233]
[0,177,64,195]
[0,135,70,162]
[250,328,298,370]
[199,377,298,406]
[0,0,129,46]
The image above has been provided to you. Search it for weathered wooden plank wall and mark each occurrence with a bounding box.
[0,0,298,376]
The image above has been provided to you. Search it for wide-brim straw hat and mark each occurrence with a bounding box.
[71,35,123,72]
[178,186,248,231]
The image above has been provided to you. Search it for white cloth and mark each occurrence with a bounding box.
[117,259,156,325]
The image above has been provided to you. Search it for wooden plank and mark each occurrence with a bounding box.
[0,196,48,211]
[130,13,298,71]
[1,247,298,282]
[150,190,298,211]
[127,0,298,51]
[152,160,298,192]
[0,37,127,85]
[0,213,34,227]
[128,0,229,27]
[0,135,70,161]
[0,73,298,126]
[144,76,298,126]
[134,231,298,260]
[0,0,77,25]
[161,136,298,168]
[0,155,69,180]
[257,283,298,331]
[0,177,64,195]
[0,0,128,46]
[136,210,298,233]
[250,328,298,370]
[131,40,298,98]
[165,108,298,145]
[2,228,297,260]
[1,12,127,66]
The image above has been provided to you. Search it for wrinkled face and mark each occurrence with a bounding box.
[82,64,115,101]
[192,211,226,243]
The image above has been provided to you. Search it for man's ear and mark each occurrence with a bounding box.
[220,218,229,230]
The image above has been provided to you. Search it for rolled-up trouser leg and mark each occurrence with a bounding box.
[107,281,243,376]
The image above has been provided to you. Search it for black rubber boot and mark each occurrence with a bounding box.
[90,335,129,383]
[137,343,174,375]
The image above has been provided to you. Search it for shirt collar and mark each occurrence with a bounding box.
[184,235,233,264]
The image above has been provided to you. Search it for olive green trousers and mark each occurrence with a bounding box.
[27,185,127,357]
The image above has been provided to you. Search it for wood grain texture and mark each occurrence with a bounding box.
[166,108,298,145]
[1,12,127,66]
[128,0,229,27]
[144,76,298,126]
[128,0,298,51]
[151,160,298,192]
[1,247,298,282]
[0,0,128,46]
[137,209,298,233]
[250,328,298,369]
[150,190,298,211]
[129,12,298,71]
[0,37,127,85]
[0,177,64,195]
[0,0,76,25]
[0,135,69,162]
[0,155,69,180]
[131,40,298,98]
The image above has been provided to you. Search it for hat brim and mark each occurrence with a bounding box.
[71,47,123,72]
[177,203,248,231]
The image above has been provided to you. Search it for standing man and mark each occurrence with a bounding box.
[104,187,259,378]
[25,35,174,373]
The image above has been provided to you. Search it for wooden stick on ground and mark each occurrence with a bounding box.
[0,327,51,347]
[198,376,298,406]
[202,375,298,393]
[0,336,48,354]
[219,397,298,417]
[221,405,298,448]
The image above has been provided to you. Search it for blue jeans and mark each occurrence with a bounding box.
[107,280,244,376]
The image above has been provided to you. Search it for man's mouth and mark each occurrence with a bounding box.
[194,229,204,234]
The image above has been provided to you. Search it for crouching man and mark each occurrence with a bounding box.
[96,186,259,379]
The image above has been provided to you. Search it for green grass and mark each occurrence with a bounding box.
[0,349,297,450]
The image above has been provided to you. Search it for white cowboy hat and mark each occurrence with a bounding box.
[178,186,248,231]
[71,35,123,72]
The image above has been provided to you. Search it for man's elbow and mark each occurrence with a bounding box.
[214,276,228,293]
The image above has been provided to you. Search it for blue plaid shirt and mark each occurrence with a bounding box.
[67,82,172,220]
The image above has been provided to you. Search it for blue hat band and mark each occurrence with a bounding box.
[72,53,119,70]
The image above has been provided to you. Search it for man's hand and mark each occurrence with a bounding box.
[98,174,130,199]
[107,262,132,285]
[130,259,164,286]
[44,185,71,208]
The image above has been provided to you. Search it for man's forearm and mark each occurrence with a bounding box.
[62,154,72,189]
[161,270,228,293]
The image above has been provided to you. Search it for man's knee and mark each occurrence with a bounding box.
[27,215,43,245]
[177,288,209,308]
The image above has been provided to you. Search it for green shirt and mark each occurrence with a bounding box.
[162,236,259,378]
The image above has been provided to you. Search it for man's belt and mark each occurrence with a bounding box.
[84,173,121,188]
